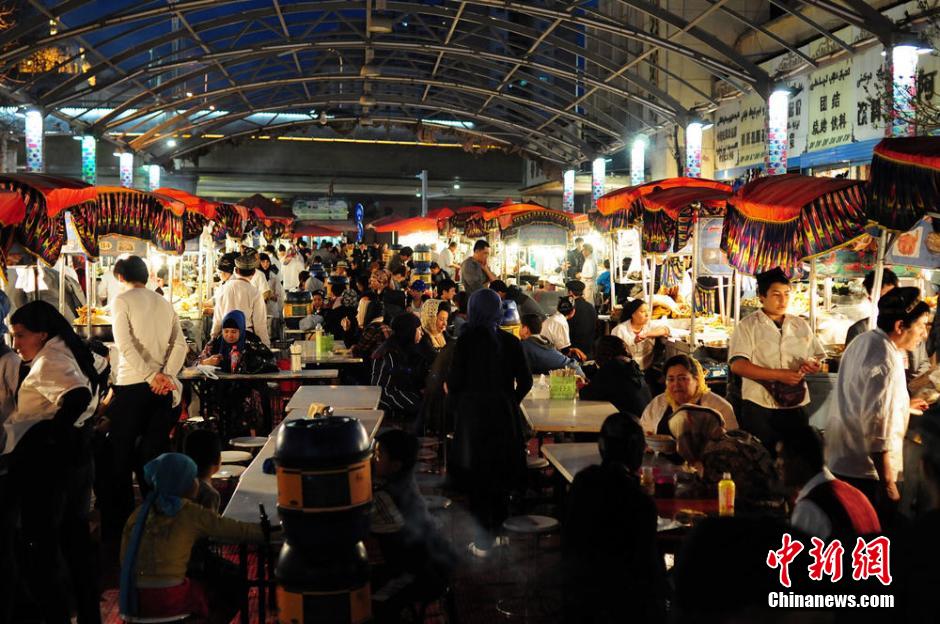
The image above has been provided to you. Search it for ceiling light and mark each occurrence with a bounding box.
[368,16,394,33]
[319,111,328,125]
[415,191,422,197]
[185,91,193,97]
[359,95,376,106]
[209,105,216,111]
[360,116,374,126]
[360,63,380,78]
[453,182,460,190]
[166,138,177,147]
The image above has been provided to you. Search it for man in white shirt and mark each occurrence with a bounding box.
[777,425,881,540]
[541,297,576,353]
[438,241,457,274]
[104,255,188,536]
[212,252,270,345]
[728,267,826,454]
[578,244,598,303]
[826,287,930,524]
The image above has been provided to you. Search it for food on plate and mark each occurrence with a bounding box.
[74,306,111,326]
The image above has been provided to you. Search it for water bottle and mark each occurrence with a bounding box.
[718,472,735,517]
[533,374,549,399]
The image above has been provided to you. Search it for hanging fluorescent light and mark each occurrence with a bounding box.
[368,16,394,33]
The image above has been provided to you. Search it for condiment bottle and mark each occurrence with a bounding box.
[718,472,735,517]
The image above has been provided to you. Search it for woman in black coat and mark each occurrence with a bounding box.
[579,335,652,414]
[447,288,532,557]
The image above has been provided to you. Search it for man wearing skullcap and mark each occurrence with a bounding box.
[728,267,826,455]
[211,251,269,345]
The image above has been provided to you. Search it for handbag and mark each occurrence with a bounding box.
[240,341,279,374]
[759,380,807,409]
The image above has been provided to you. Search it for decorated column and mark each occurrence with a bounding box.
[119,152,134,188]
[892,44,920,137]
[562,168,575,212]
[148,164,161,191]
[591,157,606,210]
[591,158,607,209]
[80,135,97,184]
[685,122,703,178]
[630,137,646,185]
[766,88,789,175]
[24,109,44,173]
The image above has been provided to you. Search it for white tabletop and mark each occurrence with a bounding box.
[222,408,384,525]
[286,385,383,411]
[521,396,617,433]
[302,353,364,365]
[179,368,339,381]
[541,442,601,483]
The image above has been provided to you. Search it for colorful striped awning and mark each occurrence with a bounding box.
[868,137,940,232]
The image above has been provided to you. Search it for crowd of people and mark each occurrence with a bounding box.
[0,231,939,622]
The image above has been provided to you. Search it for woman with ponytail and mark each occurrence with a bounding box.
[3,300,109,624]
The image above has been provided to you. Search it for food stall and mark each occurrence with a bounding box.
[483,202,579,285]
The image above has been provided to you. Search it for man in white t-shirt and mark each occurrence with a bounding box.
[541,297,582,360]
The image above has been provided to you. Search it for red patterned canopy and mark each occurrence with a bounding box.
[868,137,940,231]
[722,174,869,276]
[596,177,730,216]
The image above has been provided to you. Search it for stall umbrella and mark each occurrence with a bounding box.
[866,136,940,326]
[721,173,869,336]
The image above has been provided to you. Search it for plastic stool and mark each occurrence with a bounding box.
[497,515,561,620]
[526,457,549,470]
[212,464,247,480]
[229,436,267,454]
[220,450,252,464]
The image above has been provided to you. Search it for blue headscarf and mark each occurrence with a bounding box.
[0,290,11,336]
[219,309,247,368]
[467,288,502,329]
[119,453,198,616]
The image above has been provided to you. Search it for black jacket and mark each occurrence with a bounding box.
[567,297,597,357]
[579,357,651,414]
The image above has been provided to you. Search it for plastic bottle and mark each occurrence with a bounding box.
[314,324,324,358]
[718,472,735,517]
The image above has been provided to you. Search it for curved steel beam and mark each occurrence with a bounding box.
[93,74,626,141]
[153,103,584,164]
[130,89,592,161]
[38,6,688,120]
[5,0,754,93]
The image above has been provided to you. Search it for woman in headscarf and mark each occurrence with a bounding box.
[197,310,274,437]
[120,453,264,622]
[371,313,431,432]
[419,298,450,353]
[418,300,454,437]
[4,300,108,624]
[448,288,532,558]
[324,282,360,343]
[668,405,777,506]
[639,354,737,435]
[579,335,652,415]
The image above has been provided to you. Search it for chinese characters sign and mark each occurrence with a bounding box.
[767,533,892,588]
[806,60,854,152]
[853,45,888,143]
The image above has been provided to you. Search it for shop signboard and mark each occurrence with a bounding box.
[737,93,767,167]
[714,101,740,171]
[852,45,888,144]
[805,59,854,152]
[695,217,733,276]
[884,217,940,269]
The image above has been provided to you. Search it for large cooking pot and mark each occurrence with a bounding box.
[74,324,114,342]
[274,417,372,548]
[275,541,371,624]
